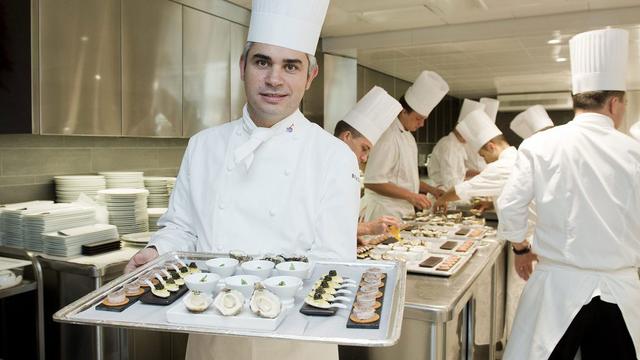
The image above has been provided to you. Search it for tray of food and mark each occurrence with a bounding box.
[53,251,406,347]
[405,253,474,277]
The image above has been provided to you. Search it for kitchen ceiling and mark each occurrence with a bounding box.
[226,0,640,98]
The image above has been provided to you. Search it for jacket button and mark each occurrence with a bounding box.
[269,209,276,216]
[284,169,291,176]
[218,203,225,210]
[226,164,233,172]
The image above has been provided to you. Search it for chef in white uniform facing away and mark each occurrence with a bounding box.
[428,98,485,190]
[333,86,403,237]
[630,120,640,141]
[464,97,500,174]
[510,104,554,140]
[498,28,640,360]
[124,1,361,359]
[360,71,449,221]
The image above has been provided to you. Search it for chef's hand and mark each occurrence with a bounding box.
[364,216,402,235]
[514,251,538,281]
[433,197,448,213]
[408,193,431,210]
[430,187,445,199]
[124,247,159,274]
[472,200,493,214]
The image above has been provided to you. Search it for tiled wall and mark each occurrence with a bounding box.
[0,134,188,204]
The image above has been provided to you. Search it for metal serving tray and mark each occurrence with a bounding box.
[53,251,407,347]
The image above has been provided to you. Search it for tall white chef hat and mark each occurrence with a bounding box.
[510,105,554,139]
[404,71,449,117]
[569,28,629,95]
[480,98,500,122]
[457,99,486,123]
[456,109,503,153]
[630,121,640,141]
[343,86,402,145]
[247,0,330,55]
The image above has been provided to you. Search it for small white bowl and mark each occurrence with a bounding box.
[205,258,238,278]
[222,275,261,298]
[262,275,302,304]
[240,260,275,279]
[275,261,310,279]
[184,273,221,294]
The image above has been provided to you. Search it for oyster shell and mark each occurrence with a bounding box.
[249,283,281,319]
[213,288,244,316]
[184,291,212,313]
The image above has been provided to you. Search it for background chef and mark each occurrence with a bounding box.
[360,71,449,221]
[124,0,361,359]
[510,104,555,140]
[333,86,403,238]
[427,99,481,191]
[464,97,500,175]
[498,28,639,359]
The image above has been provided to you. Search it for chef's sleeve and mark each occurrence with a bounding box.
[148,141,198,254]
[440,143,465,189]
[496,148,534,242]
[309,148,359,261]
[363,135,398,184]
[455,161,509,201]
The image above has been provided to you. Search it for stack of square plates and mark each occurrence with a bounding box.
[98,188,149,235]
[54,175,106,203]
[0,201,57,248]
[43,224,118,257]
[120,232,154,248]
[143,177,171,208]
[147,208,167,232]
[167,177,176,196]
[98,172,145,189]
[22,206,97,252]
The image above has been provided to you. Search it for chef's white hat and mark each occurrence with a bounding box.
[457,99,486,123]
[404,71,449,117]
[480,98,500,122]
[343,86,402,145]
[630,121,640,141]
[456,109,503,153]
[510,105,554,139]
[247,0,330,55]
[569,28,629,95]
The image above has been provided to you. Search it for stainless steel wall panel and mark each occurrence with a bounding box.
[39,0,121,135]
[323,54,357,134]
[172,0,250,26]
[363,68,395,98]
[183,7,231,137]
[229,23,248,120]
[122,0,183,137]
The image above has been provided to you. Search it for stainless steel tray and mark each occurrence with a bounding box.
[53,251,407,347]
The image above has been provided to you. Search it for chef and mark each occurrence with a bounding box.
[333,86,403,238]
[464,97,500,174]
[510,104,554,140]
[124,0,361,359]
[428,99,485,190]
[498,28,639,359]
[433,108,515,209]
[630,120,640,141]
[360,71,449,221]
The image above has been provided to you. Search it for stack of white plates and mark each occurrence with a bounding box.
[166,177,176,196]
[120,232,154,248]
[54,175,106,203]
[147,208,167,232]
[1,202,59,248]
[143,177,171,208]
[43,224,118,257]
[22,206,97,252]
[98,188,149,235]
[98,172,145,189]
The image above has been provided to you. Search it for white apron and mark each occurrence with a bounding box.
[504,259,640,360]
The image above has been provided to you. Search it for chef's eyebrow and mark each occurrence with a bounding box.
[252,53,272,62]
[252,53,304,66]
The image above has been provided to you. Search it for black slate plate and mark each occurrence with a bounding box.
[346,273,387,329]
[139,285,188,306]
[95,288,149,312]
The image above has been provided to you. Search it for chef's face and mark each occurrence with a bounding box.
[608,93,626,128]
[478,142,499,163]
[398,109,427,132]
[240,43,318,125]
[340,132,373,165]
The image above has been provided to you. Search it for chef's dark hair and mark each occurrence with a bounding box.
[572,91,625,111]
[398,96,416,114]
[334,120,364,139]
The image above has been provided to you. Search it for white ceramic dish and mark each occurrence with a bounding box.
[205,258,239,278]
[240,260,275,279]
[184,273,221,294]
[222,275,261,298]
[262,276,302,305]
[275,261,310,279]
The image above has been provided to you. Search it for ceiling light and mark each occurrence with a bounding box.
[555,57,567,63]
[547,39,561,45]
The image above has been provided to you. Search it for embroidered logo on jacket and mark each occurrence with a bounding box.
[352,173,360,183]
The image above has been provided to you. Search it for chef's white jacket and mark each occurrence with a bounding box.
[150,106,360,261]
[360,118,419,221]
[464,142,487,172]
[498,113,640,359]
[427,132,467,189]
[454,146,517,202]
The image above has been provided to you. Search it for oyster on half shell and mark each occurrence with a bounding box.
[213,288,244,316]
[249,283,281,319]
[184,291,212,313]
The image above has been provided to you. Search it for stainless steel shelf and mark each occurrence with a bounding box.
[0,279,37,299]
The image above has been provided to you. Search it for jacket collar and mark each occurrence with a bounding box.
[241,105,305,136]
[572,112,615,129]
